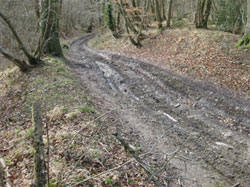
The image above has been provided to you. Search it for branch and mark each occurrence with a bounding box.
[113,133,163,187]
[0,9,38,65]
[0,45,29,71]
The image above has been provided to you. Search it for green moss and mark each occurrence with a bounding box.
[79,105,96,114]
[237,33,250,49]
[25,128,33,139]
[105,177,113,185]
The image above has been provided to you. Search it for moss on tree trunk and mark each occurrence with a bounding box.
[238,33,250,49]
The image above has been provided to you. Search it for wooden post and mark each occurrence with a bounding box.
[0,158,4,187]
[32,102,46,187]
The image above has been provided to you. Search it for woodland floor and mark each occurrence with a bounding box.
[0,26,250,187]
[0,56,153,186]
[90,26,250,95]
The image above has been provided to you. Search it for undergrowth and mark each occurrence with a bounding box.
[0,58,152,186]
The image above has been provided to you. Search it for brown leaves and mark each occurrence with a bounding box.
[101,28,250,95]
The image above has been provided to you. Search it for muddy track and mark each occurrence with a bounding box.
[68,34,250,186]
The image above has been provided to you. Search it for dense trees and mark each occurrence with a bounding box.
[0,0,249,71]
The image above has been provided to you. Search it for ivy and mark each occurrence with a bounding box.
[105,2,115,32]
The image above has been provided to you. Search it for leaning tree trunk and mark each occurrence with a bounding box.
[0,46,30,71]
[0,10,38,71]
[238,0,250,48]
[195,0,212,28]
[0,10,38,65]
[39,0,63,57]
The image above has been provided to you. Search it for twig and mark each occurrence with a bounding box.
[72,159,134,186]
[165,176,197,182]
[149,136,192,182]
[62,107,137,183]
[113,133,163,187]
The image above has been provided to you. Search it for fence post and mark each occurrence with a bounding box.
[32,102,46,187]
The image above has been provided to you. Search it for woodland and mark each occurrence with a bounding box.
[0,0,250,186]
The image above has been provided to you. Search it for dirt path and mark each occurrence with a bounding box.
[68,34,250,187]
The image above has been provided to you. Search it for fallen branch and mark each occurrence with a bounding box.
[113,133,163,187]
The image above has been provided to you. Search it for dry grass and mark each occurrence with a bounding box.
[0,58,153,186]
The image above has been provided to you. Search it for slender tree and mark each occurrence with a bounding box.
[167,0,173,27]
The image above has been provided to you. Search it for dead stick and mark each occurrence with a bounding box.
[113,133,163,187]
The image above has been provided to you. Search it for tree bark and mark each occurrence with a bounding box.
[238,0,250,48]
[161,0,166,20]
[40,0,63,57]
[32,102,46,187]
[0,46,30,71]
[34,0,41,19]
[166,0,173,27]
[245,0,250,34]
[118,0,141,46]
[195,0,212,28]
[155,0,162,29]
[0,10,38,65]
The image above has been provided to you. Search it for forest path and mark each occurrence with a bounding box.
[67,34,250,187]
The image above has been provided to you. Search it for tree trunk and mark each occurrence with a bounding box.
[161,0,166,21]
[238,0,250,48]
[0,46,30,71]
[195,0,212,28]
[32,102,46,187]
[40,0,63,57]
[246,0,250,35]
[166,0,173,27]
[118,0,141,46]
[155,0,162,29]
[0,10,38,65]
[34,0,41,18]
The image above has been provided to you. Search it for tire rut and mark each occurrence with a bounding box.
[68,34,250,187]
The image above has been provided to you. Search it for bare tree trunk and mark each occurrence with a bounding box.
[155,0,162,29]
[245,0,250,35]
[40,0,63,57]
[161,0,166,20]
[166,0,173,27]
[195,0,212,28]
[32,102,46,187]
[0,46,30,71]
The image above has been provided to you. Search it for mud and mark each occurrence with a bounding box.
[67,34,250,186]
